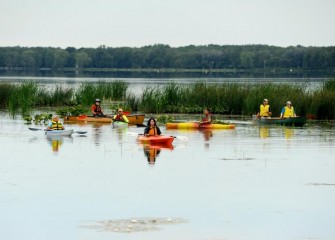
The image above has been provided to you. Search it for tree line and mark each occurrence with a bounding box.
[0,44,334,71]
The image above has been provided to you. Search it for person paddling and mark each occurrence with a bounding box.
[144,117,161,136]
[257,98,272,118]
[91,98,104,117]
[200,108,212,125]
[113,108,129,123]
[47,115,65,130]
[280,101,296,118]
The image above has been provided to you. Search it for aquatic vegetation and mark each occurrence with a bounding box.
[157,115,175,124]
[1,79,335,120]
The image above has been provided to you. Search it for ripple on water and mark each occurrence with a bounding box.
[82,217,187,233]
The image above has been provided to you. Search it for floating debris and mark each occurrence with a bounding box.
[82,217,187,233]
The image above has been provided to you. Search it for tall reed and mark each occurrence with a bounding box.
[8,81,38,117]
[75,81,129,106]
[0,82,15,108]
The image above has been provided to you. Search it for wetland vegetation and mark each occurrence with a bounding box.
[0,79,334,120]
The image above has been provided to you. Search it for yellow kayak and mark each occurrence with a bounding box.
[166,122,235,130]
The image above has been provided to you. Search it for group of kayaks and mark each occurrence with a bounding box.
[30,115,307,148]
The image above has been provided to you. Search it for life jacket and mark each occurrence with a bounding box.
[260,104,270,117]
[147,126,159,136]
[202,113,212,122]
[51,121,63,130]
[283,106,295,117]
[114,114,128,122]
[92,104,102,114]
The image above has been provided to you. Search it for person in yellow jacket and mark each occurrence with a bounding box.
[257,99,272,118]
[280,101,296,118]
[113,108,129,122]
[47,115,65,130]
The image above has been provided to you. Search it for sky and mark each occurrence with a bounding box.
[1,0,334,49]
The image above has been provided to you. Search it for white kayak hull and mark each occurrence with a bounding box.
[45,129,74,136]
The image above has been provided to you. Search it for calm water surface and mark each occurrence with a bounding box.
[0,112,334,240]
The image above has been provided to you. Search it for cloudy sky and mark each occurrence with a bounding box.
[1,0,334,48]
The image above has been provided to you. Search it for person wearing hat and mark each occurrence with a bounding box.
[257,99,272,118]
[280,101,296,118]
[91,98,104,117]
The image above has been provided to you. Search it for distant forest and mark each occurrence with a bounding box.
[0,44,334,71]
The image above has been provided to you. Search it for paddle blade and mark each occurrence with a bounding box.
[28,127,43,131]
[173,136,188,141]
[127,132,141,136]
[74,131,88,134]
[77,115,87,120]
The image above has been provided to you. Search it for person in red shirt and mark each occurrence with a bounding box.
[91,98,104,117]
[200,108,212,125]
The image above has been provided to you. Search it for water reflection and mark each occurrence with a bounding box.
[46,135,73,153]
[283,127,294,138]
[201,130,213,141]
[142,144,174,165]
[92,123,105,146]
[259,126,270,138]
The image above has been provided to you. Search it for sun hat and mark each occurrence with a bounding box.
[286,101,292,105]
[263,99,268,102]
[95,98,101,102]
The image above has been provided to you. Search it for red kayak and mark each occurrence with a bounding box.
[137,135,174,146]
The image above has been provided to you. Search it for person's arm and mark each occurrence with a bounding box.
[47,122,52,130]
[91,105,96,115]
[156,126,162,135]
[280,107,285,118]
[144,127,149,135]
[123,115,129,123]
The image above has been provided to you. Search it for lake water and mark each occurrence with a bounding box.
[0,112,334,240]
[0,76,328,96]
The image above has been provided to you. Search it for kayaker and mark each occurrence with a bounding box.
[280,101,296,118]
[47,115,65,130]
[91,98,105,117]
[257,98,272,118]
[113,108,129,123]
[200,108,212,125]
[144,117,161,136]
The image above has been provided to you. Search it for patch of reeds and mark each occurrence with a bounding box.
[2,79,335,120]
[75,81,128,106]
[0,82,15,108]
[8,81,38,117]
[131,81,334,119]
[36,85,74,106]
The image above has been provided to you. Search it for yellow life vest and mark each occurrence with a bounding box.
[51,121,63,130]
[283,106,295,117]
[260,104,270,117]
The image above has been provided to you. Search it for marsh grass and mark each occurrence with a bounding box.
[76,81,128,106]
[1,79,334,120]
[131,81,334,119]
[8,81,38,117]
[0,82,15,108]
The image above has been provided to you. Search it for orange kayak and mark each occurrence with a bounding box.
[166,122,235,130]
[64,114,145,125]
